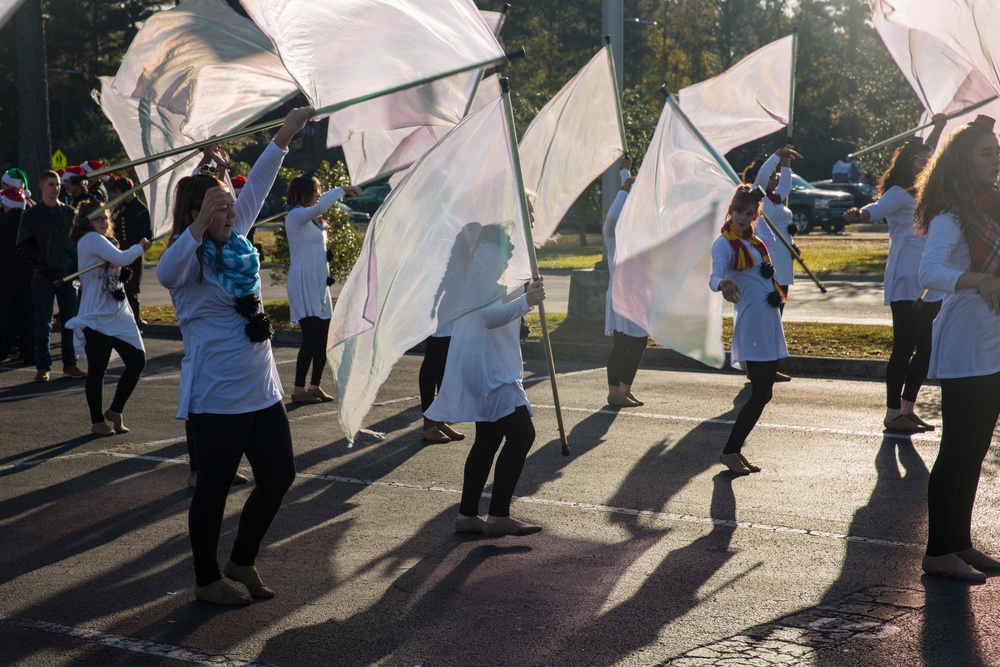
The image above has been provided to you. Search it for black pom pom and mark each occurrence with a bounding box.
[326,248,334,263]
[787,223,799,236]
[767,290,784,308]
[326,276,336,286]
[111,287,127,302]
[119,266,132,285]
[760,263,775,279]
[234,293,261,319]
[244,312,274,343]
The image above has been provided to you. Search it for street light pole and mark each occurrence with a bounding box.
[599,0,623,267]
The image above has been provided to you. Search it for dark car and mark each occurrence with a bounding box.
[810,179,878,210]
[343,184,391,215]
[787,174,854,234]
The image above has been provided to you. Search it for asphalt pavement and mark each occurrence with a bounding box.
[2,338,1000,667]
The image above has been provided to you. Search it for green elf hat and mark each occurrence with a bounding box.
[2,168,28,190]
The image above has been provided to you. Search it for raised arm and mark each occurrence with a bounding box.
[284,188,347,230]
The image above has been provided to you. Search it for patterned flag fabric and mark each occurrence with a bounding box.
[327,94,532,441]
[96,0,299,237]
[678,35,794,155]
[241,0,504,118]
[612,99,734,369]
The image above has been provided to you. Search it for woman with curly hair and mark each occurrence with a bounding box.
[65,199,151,436]
[157,107,310,605]
[710,184,787,475]
[845,114,947,433]
[915,114,1000,582]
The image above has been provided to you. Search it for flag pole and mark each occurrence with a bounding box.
[500,76,571,456]
[88,51,517,180]
[86,149,200,220]
[53,261,106,287]
[662,88,827,294]
[605,34,629,156]
[785,31,797,210]
[848,96,999,160]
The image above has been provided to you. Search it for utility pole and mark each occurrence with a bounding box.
[598,0,623,267]
[14,0,53,192]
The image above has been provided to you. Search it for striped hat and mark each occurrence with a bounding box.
[1,187,26,209]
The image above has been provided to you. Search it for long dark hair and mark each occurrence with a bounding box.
[70,198,114,244]
[914,119,997,233]
[878,138,931,196]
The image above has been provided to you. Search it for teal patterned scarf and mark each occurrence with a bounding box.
[201,231,260,297]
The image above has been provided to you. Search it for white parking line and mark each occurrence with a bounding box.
[0,615,267,667]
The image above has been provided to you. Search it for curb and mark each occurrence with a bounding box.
[141,324,888,381]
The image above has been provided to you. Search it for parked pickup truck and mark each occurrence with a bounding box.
[788,173,855,234]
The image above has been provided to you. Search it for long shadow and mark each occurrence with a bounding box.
[920,577,989,667]
[812,436,954,666]
[0,434,98,469]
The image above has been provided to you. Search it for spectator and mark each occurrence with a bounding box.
[0,187,34,366]
[16,170,86,382]
[108,177,153,329]
[80,160,110,202]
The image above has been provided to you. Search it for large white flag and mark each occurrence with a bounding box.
[871,0,1000,140]
[678,35,794,155]
[0,0,26,29]
[877,0,1000,104]
[518,47,625,246]
[327,94,533,441]
[96,0,299,237]
[612,98,734,368]
[242,0,504,122]
[332,10,505,185]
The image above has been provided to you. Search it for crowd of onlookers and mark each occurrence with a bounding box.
[0,163,151,381]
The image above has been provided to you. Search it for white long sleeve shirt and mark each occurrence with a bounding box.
[862,186,942,305]
[156,141,287,418]
[285,187,344,322]
[753,153,794,286]
[920,212,1000,379]
[425,292,533,423]
[65,232,146,357]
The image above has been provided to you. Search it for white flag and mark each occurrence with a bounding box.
[96,0,299,237]
[327,94,533,441]
[612,99,734,368]
[877,0,1000,104]
[678,35,794,155]
[0,0,26,29]
[518,47,625,246]
[871,0,1000,140]
[333,11,505,185]
[241,0,504,121]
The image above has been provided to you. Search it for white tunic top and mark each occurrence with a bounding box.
[603,188,647,338]
[920,212,1000,379]
[285,187,344,322]
[861,186,943,305]
[425,292,533,423]
[65,233,146,358]
[753,153,795,286]
[710,235,788,370]
[157,141,287,418]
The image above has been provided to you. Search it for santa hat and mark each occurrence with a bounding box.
[1,187,26,209]
[81,160,107,175]
[62,165,87,185]
[2,168,28,190]
[230,175,247,194]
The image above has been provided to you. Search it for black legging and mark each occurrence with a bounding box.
[926,372,1000,557]
[82,327,146,424]
[187,401,296,587]
[722,360,777,454]
[460,405,535,518]
[886,300,940,409]
[186,420,197,472]
[419,336,451,412]
[294,316,330,387]
[606,331,647,386]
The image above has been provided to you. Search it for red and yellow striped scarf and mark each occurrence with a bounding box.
[721,219,786,307]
